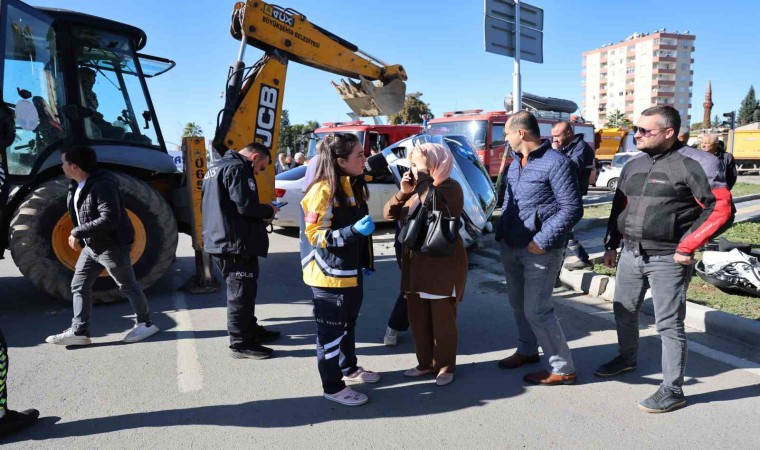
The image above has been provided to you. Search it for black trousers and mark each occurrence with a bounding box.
[312,283,363,394]
[213,255,260,348]
[1,328,7,414]
[387,225,409,331]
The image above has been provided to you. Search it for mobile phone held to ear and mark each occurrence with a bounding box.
[272,201,288,208]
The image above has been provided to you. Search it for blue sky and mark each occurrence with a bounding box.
[33,0,760,146]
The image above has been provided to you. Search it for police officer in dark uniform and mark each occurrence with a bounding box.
[202,143,281,359]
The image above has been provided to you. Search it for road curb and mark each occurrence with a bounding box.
[558,268,760,347]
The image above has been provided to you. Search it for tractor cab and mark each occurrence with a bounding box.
[0,0,174,182]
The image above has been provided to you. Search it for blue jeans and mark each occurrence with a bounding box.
[566,231,590,263]
[500,242,576,375]
[71,246,150,333]
[613,248,692,390]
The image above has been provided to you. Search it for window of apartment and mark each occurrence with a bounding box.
[680,98,685,104]
[680,87,685,93]
[681,63,687,70]
[682,43,689,49]
[681,76,687,81]
[654,38,660,45]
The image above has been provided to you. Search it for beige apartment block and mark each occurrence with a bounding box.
[582,30,695,128]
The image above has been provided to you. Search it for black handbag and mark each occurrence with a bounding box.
[398,186,460,257]
[397,198,427,251]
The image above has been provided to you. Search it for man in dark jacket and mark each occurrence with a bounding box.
[495,111,582,386]
[701,134,737,190]
[46,146,159,346]
[596,106,733,413]
[202,143,280,359]
[552,121,595,271]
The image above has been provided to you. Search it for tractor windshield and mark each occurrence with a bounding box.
[1,3,68,176]
[72,26,159,148]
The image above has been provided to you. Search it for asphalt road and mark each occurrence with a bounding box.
[0,225,758,448]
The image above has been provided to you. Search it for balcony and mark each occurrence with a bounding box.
[658,44,678,50]
[653,92,675,98]
[653,80,676,86]
[653,68,676,75]
[625,95,635,101]
[653,56,677,63]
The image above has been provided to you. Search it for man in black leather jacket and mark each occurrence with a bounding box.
[202,143,281,359]
[46,146,159,346]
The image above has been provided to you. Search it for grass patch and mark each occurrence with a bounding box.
[583,204,612,219]
[731,182,760,198]
[592,221,760,320]
[719,221,760,246]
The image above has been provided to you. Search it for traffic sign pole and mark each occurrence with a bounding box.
[513,0,521,113]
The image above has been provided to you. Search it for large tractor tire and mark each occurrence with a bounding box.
[9,173,178,303]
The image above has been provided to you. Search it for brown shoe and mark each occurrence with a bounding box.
[523,370,577,385]
[498,352,540,369]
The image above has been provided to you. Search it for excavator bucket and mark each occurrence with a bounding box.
[332,76,406,117]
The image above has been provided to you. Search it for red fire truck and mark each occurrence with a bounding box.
[310,121,423,157]
[427,110,595,178]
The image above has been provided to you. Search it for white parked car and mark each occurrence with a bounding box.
[595,152,641,191]
[273,164,398,227]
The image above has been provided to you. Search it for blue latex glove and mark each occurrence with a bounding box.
[362,268,375,277]
[353,215,375,236]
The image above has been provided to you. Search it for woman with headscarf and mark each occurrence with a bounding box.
[383,142,467,386]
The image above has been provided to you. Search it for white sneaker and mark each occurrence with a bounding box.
[123,323,160,343]
[323,387,368,406]
[342,367,381,383]
[383,327,398,346]
[45,328,91,346]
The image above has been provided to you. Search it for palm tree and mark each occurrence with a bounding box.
[604,110,632,128]
[182,122,203,138]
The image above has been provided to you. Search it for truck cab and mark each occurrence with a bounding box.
[427,110,595,178]
[596,127,637,165]
[309,121,423,158]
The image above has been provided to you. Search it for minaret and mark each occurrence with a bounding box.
[703,81,713,128]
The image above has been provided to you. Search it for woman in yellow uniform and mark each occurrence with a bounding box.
[301,133,377,406]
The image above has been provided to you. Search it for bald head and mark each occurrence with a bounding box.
[551,121,574,149]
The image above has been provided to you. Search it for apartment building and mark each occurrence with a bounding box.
[582,30,696,128]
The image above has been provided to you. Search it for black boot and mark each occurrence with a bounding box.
[0,409,40,438]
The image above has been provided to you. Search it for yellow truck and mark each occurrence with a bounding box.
[595,127,636,164]
[727,129,760,173]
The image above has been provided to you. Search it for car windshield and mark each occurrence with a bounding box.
[428,120,488,150]
[408,134,496,213]
[275,164,307,180]
[612,154,632,168]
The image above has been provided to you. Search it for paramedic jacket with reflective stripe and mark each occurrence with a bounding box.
[201,151,273,258]
[604,142,734,256]
[301,177,374,288]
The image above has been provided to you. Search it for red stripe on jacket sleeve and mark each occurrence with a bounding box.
[677,187,733,255]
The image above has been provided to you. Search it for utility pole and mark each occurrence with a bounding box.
[513,0,521,113]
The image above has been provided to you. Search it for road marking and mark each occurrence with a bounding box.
[476,270,760,378]
[172,276,204,393]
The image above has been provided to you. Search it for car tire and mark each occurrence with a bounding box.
[607,178,618,191]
